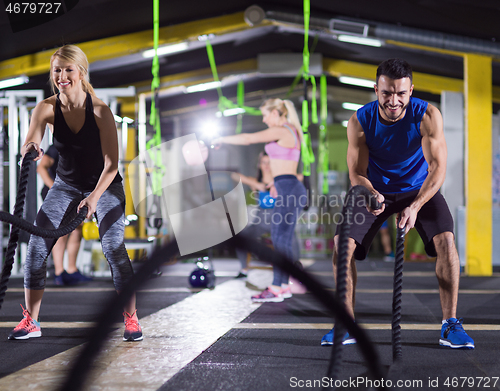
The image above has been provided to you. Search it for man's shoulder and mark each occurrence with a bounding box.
[409,97,429,120]
[356,100,378,121]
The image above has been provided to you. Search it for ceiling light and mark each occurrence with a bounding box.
[342,102,364,111]
[142,42,189,58]
[220,108,246,117]
[0,76,29,89]
[186,81,221,93]
[337,35,382,47]
[339,76,375,89]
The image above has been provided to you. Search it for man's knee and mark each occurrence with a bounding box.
[433,232,457,255]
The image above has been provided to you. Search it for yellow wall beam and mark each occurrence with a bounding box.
[323,58,500,103]
[132,59,258,93]
[464,54,493,276]
[322,58,464,96]
[0,12,260,81]
[124,125,137,257]
[385,40,465,58]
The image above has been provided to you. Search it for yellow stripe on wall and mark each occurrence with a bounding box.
[464,53,493,276]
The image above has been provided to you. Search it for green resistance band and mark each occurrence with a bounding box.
[285,34,319,100]
[147,0,165,197]
[300,0,316,177]
[205,40,261,129]
[318,74,329,195]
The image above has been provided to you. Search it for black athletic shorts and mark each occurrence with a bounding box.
[335,189,454,260]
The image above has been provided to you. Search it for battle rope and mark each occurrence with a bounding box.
[0,150,87,312]
[324,185,382,389]
[392,223,406,361]
[59,236,388,391]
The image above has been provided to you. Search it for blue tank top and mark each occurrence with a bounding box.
[356,97,428,193]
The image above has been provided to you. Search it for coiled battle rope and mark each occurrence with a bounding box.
[0,150,87,311]
[58,235,389,391]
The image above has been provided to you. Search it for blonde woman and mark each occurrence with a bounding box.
[9,45,142,342]
[213,98,307,302]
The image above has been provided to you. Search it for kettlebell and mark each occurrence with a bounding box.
[189,258,215,288]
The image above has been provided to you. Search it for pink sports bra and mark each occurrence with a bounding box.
[264,123,301,162]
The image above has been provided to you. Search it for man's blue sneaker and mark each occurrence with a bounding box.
[439,318,474,349]
[321,328,357,346]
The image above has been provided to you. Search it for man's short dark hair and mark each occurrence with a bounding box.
[376,58,413,84]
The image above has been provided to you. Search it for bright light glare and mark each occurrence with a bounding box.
[142,42,189,58]
[202,121,219,139]
[186,81,222,93]
[0,76,29,89]
[342,102,364,111]
[338,35,383,47]
[339,76,375,89]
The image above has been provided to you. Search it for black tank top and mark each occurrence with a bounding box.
[53,92,122,191]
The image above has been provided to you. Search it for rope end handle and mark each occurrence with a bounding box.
[396,216,407,239]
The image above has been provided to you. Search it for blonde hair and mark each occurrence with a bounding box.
[260,98,303,143]
[49,45,96,96]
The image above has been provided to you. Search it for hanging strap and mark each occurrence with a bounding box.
[318,74,329,195]
[147,0,165,218]
[205,40,261,120]
[300,0,316,177]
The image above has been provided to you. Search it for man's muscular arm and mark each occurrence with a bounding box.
[346,113,385,215]
[398,104,446,232]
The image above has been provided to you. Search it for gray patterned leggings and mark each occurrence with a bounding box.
[24,176,134,291]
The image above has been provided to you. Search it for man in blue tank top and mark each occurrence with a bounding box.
[321,59,474,349]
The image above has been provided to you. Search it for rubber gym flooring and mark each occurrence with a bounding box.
[0,256,499,391]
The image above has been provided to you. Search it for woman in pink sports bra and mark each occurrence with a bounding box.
[212,98,307,302]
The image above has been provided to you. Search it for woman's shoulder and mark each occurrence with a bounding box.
[89,94,113,117]
[40,95,57,107]
[34,96,57,119]
[282,122,296,130]
[89,94,107,110]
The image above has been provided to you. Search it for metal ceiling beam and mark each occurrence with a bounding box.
[118,59,258,117]
[0,12,263,81]
[119,57,500,117]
